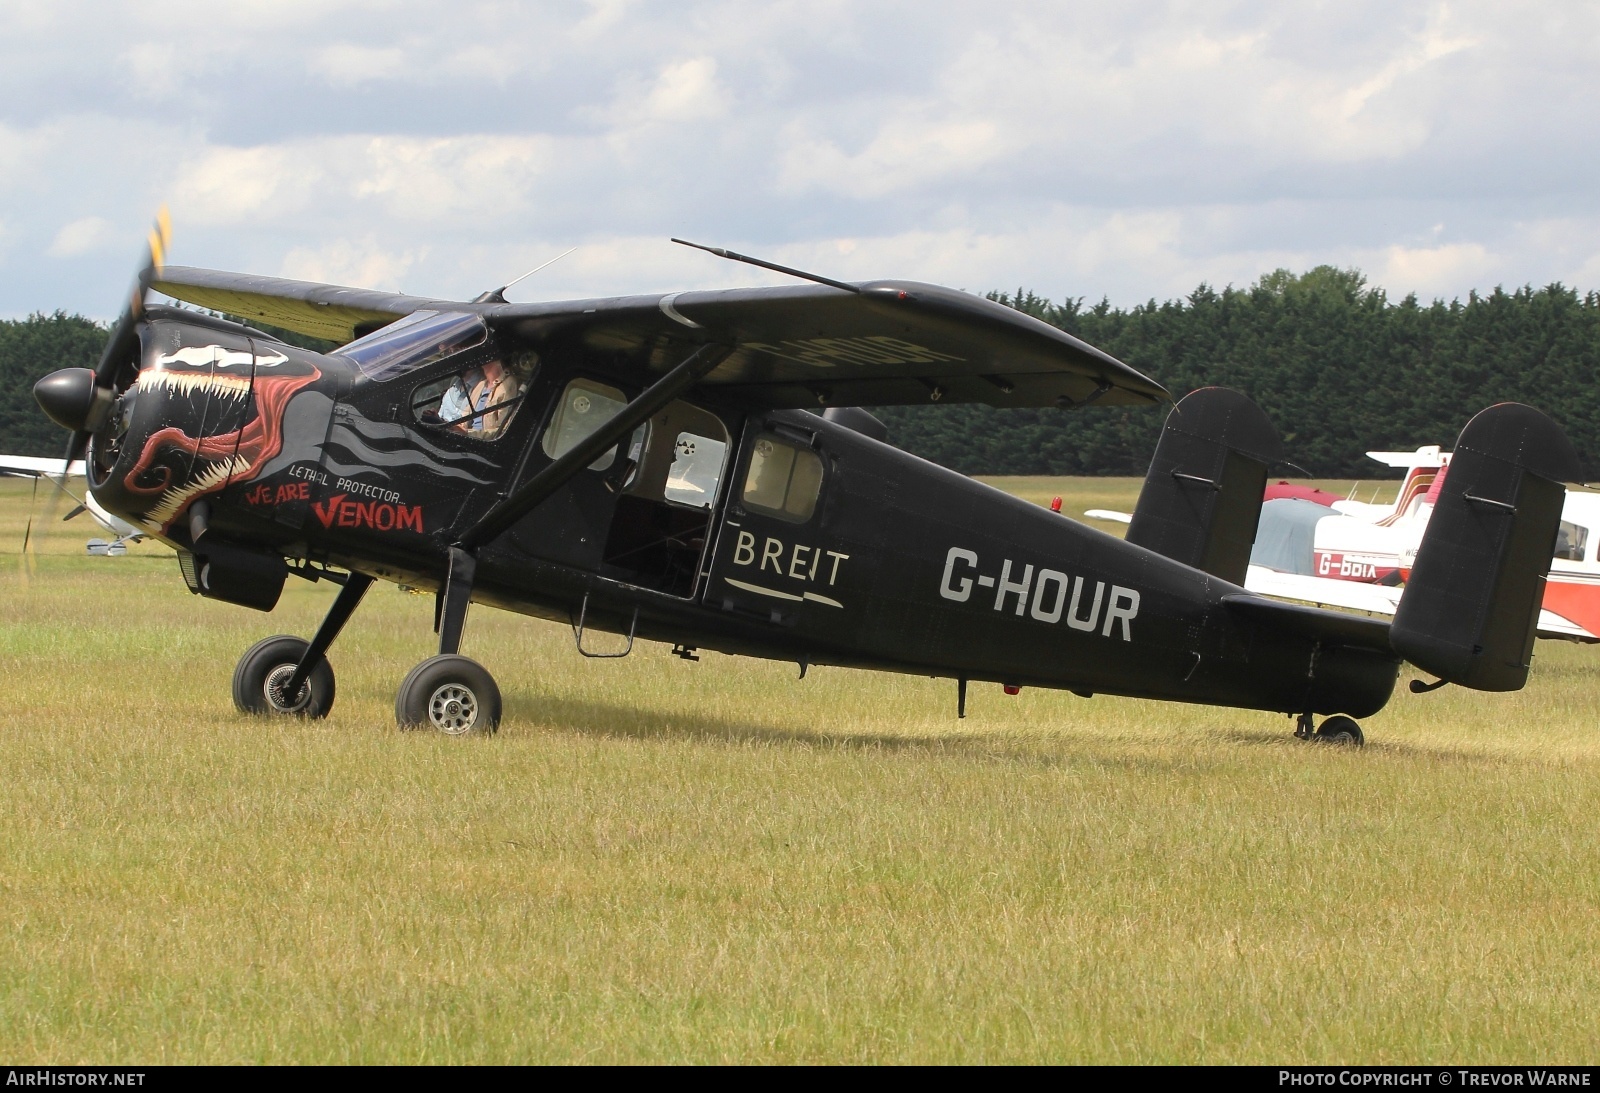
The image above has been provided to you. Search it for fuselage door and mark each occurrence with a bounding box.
[705,426,841,625]
[597,397,732,598]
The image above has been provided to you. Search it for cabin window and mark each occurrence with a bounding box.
[1555,520,1588,562]
[741,435,823,522]
[411,353,534,440]
[542,378,630,471]
[663,434,728,508]
[615,399,732,509]
[336,310,488,381]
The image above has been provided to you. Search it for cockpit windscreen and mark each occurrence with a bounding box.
[336,310,489,381]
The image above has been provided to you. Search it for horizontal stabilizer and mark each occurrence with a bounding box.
[1126,387,1283,585]
[1223,593,1393,650]
[1390,403,1583,691]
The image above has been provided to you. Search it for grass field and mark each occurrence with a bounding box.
[2,476,1597,1064]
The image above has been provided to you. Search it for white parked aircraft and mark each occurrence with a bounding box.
[1089,447,1600,641]
[0,455,148,555]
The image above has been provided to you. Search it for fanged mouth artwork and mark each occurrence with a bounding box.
[103,341,322,535]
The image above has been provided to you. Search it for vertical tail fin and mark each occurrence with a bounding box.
[1126,387,1283,585]
[1391,403,1583,691]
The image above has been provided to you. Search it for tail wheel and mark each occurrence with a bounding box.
[233,635,336,718]
[395,654,501,735]
[1315,715,1365,747]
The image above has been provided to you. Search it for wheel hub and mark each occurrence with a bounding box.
[263,664,311,713]
[428,683,479,734]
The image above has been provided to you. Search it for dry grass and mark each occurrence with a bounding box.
[0,478,1596,1063]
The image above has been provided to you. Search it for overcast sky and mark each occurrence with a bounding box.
[3,0,1598,319]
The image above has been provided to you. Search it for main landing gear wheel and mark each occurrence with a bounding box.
[395,655,501,735]
[1314,715,1365,747]
[232,635,336,718]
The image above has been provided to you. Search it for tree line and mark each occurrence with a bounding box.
[4,266,1599,476]
[879,267,1600,478]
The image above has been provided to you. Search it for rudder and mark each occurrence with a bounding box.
[1391,403,1583,691]
[1126,387,1283,585]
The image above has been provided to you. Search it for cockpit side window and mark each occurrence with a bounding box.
[411,352,536,441]
[336,310,489,381]
[1555,520,1588,562]
[741,435,823,522]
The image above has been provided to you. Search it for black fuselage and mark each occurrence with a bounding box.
[94,310,1400,720]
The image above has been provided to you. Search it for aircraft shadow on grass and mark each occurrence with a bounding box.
[503,689,1098,759]
[503,689,1339,771]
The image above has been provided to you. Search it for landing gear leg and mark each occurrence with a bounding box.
[434,546,475,658]
[398,546,501,734]
[232,572,374,718]
[1294,712,1315,740]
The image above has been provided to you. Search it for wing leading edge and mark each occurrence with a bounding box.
[153,266,1169,410]
[152,267,436,344]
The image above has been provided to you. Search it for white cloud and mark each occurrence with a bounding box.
[642,57,724,121]
[279,237,427,293]
[4,0,1600,319]
[171,144,320,226]
[47,216,117,257]
[777,116,1003,199]
[1370,241,1495,298]
[309,44,408,87]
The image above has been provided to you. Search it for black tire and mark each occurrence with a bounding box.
[1315,715,1365,747]
[232,635,336,718]
[395,655,501,735]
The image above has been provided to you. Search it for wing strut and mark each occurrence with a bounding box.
[457,341,733,551]
[432,340,732,657]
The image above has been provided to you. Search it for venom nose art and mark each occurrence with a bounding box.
[114,341,321,534]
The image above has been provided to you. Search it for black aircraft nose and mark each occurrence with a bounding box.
[34,367,98,432]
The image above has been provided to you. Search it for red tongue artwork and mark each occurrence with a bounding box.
[123,369,322,526]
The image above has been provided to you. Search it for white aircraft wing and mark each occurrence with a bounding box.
[1366,447,1446,469]
[1244,566,1402,615]
[0,453,147,547]
[0,455,86,478]
[1245,566,1585,641]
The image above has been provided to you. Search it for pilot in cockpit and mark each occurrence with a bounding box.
[465,358,521,438]
[413,351,532,440]
[437,367,482,430]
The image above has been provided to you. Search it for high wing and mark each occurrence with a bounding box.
[153,266,1169,410]
[152,267,431,344]
[494,280,1168,409]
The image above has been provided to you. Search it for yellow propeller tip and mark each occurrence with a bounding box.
[149,206,172,273]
